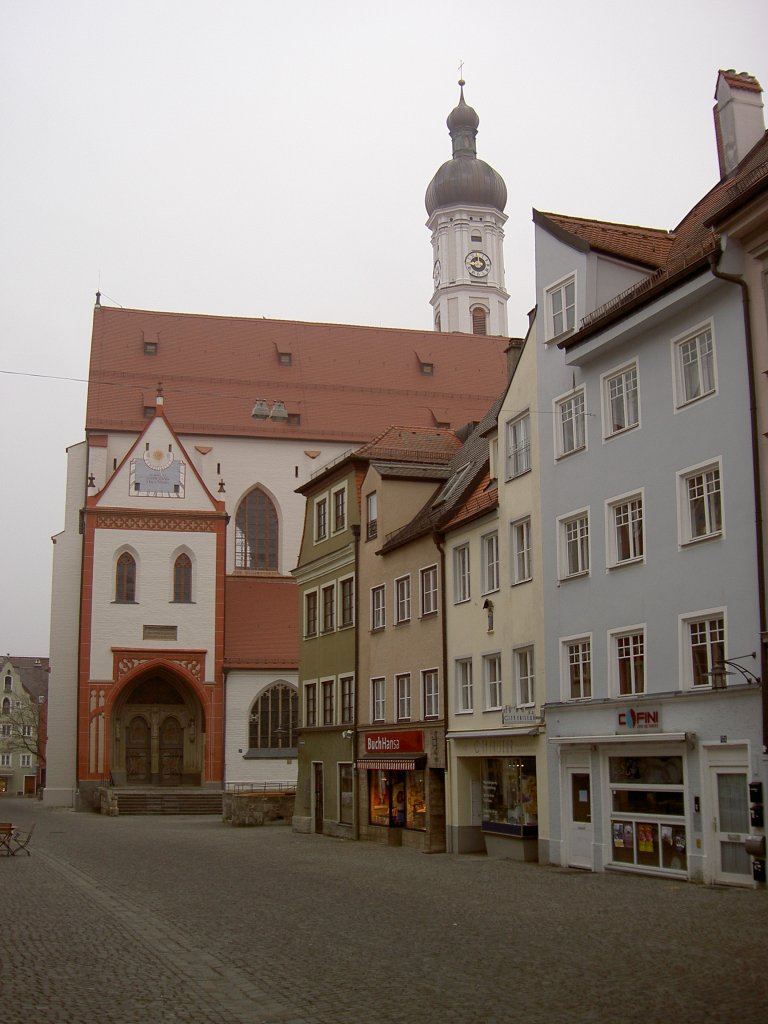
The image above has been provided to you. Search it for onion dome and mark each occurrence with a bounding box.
[425,80,507,217]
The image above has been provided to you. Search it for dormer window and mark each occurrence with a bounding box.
[144,342,158,355]
[278,352,292,366]
[420,361,434,376]
[143,406,155,419]
[546,274,576,339]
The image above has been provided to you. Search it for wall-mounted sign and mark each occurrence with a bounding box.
[130,452,186,498]
[363,731,424,754]
[617,707,661,732]
[501,706,540,727]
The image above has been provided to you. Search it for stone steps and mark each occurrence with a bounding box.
[114,790,223,816]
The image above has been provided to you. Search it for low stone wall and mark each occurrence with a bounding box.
[223,791,295,826]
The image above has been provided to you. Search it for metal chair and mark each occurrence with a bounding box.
[8,823,34,856]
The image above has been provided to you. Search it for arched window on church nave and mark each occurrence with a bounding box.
[173,553,192,603]
[248,683,298,752]
[2,696,11,715]
[115,552,137,603]
[471,305,488,336]
[234,487,279,571]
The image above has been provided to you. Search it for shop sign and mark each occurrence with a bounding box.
[501,706,540,727]
[617,707,661,732]
[363,730,424,754]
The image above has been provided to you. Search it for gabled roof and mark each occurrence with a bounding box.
[2,657,49,701]
[86,307,509,443]
[534,211,674,270]
[380,390,506,553]
[560,128,768,348]
[439,473,497,531]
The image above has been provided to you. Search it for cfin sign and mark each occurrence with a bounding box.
[617,708,660,732]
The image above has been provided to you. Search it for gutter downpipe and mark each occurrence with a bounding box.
[352,524,361,840]
[709,251,768,755]
[432,528,449,849]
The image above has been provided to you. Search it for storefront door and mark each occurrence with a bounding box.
[710,767,752,885]
[567,769,593,869]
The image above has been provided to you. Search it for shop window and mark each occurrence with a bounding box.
[368,770,426,831]
[481,757,538,837]
[609,756,686,873]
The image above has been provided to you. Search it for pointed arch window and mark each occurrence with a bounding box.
[116,552,136,603]
[173,553,192,603]
[235,488,279,570]
[2,696,10,715]
[472,306,488,336]
[248,684,298,752]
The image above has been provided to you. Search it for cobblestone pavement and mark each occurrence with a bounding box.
[2,797,767,1024]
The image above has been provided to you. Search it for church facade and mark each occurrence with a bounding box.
[43,82,511,809]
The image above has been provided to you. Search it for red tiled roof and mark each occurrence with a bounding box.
[719,69,762,93]
[537,212,674,269]
[441,473,498,531]
[562,129,768,346]
[224,576,298,669]
[356,425,462,463]
[86,307,509,443]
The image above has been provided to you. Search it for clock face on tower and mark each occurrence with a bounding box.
[465,250,491,278]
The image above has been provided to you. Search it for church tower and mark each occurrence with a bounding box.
[426,81,509,336]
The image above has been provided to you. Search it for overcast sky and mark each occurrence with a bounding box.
[1,0,766,656]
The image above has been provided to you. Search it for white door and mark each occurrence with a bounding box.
[710,767,752,885]
[567,769,593,869]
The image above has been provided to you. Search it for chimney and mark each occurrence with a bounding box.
[714,70,764,178]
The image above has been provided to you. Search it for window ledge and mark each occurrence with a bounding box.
[506,467,532,482]
[680,532,722,548]
[604,425,639,441]
[558,571,589,583]
[395,619,411,627]
[512,577,532,587]
[556,446,586,461]
[607,557,644,571]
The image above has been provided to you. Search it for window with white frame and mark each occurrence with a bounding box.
[0,723,10,737]
[422,669,439,719]
[547,274,576,338]
[20,754,32,767]
[674,325,716,407]
[395,575,411,624]
[564,637,592,700]
[315,497,328,542]
[341,676,354,723]
[482,532,499,594]
[321,583,335,632]
[340,577,354,627]
[516,646,535,707]
[304,590,318,638]
[454,544,470,603]
[371,585,385,630]
[511,517,532,584]
[555,388,586,457]
[506,413,531,478]
[366,492,378,540]
[683,613,725,688]
[612,628,645,695]
[558,510,590,579]
[22,725,33,738]
[456,658,473,712]
[0,753,11,767]
[396,674,412,720]
[678,461,722,544]
[305,682,317,727]
[371,677,386,722]
[332,486,346,533]
[420,565,438,616]
[603,362,639,437]
[484,653,502,710]
[322,679,335,725]
[607,492,644,567]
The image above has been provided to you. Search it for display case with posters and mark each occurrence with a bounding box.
[481,757,538,838]
[609,756,687,873]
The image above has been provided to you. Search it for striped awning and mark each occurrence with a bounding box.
[355,756,427,771]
